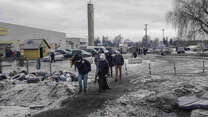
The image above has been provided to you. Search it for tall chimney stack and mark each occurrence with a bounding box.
[87,1,94,46]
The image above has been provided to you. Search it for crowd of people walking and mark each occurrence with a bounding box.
[132,47,148,58]
[70,50,124,94]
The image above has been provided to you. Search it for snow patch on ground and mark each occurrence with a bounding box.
[0,80,75,117]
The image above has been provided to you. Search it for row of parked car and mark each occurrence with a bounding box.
[42,46,117,62]
[153,46,206,56]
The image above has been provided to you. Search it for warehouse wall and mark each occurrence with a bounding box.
[66,38,80,49]
[0,22,66,50]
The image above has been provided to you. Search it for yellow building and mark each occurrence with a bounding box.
[23,39,50,59]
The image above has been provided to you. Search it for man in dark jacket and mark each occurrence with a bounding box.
[50,52,55,63]
[143,48,146,55]
[97,54,110,92]
[75,56,91,94]
[114,51,124,82]
[133,51,137,58]
[105,52,114,77]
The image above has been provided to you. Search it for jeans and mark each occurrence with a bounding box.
[78,73,88,92]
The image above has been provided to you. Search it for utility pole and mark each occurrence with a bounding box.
[144,24,148,48]
[144,24,148,41]
[87,0,94,46]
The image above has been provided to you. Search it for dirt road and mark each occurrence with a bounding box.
[33,74,140,117]
[33,56,147,117]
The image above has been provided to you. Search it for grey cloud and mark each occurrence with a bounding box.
[0,0,176,41]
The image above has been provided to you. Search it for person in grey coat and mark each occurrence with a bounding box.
[97,54,110,92]
[94,53,100,83]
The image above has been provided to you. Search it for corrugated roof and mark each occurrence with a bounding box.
[23,39,50,49]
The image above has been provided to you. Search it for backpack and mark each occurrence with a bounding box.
[84,59,91,72]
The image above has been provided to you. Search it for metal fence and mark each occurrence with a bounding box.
[0,57,60,74]
[1,55,207,79]
[0,57,97,82]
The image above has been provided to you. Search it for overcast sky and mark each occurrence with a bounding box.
[0,0,176,41]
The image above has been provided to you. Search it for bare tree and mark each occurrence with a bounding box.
[142,35,151,48]
[166,0,208,39]
[113,34,123,47]
[94,37,101,46]
[152,38,160,49]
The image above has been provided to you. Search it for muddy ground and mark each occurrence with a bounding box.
[31,55,208,117]
[1,55,208,117]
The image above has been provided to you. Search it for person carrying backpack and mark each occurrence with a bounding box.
[97,54,110,92]
[114,51,124,82]
[74,56,91,94]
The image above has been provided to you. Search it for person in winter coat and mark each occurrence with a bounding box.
[74,56,91,94]
[136,48,139,55]
[50,52,55,63]
[94,53,100,83]
[132,51,137,58]
[97,54,110,92]
[139,48,142,55]
[105,52,114,77]
[143,48,147,55]
[36,58,41,70]
[114,51,124,82]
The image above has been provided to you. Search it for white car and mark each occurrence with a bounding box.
[81,50,91,57]
[43,52,64,62]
